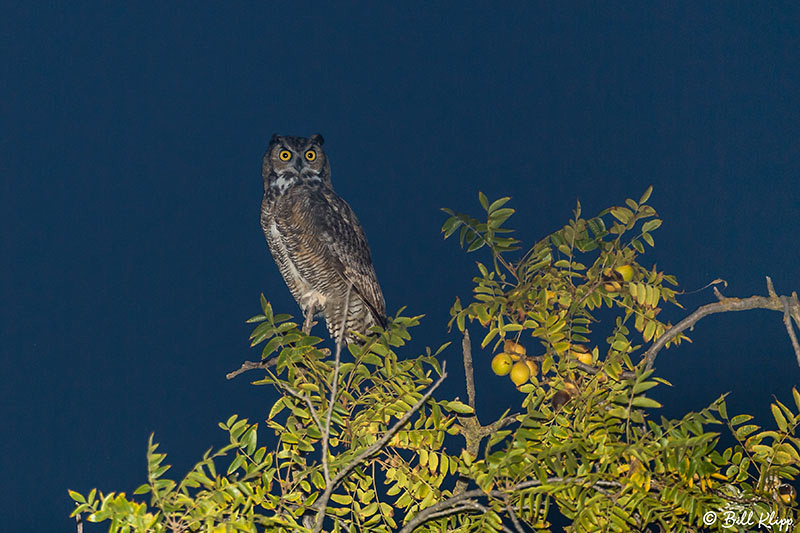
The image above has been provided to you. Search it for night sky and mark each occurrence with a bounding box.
[2,3,799,531]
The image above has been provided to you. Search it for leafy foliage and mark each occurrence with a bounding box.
[71,190,799,532]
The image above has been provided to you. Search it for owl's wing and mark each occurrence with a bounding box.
[276,186,386,328]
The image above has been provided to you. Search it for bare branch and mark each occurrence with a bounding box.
[483,414,520,436]
[781,296,800,367]
[322,284,353,485]
[766,276,778,299]
[226,358,278,380]
[313,364,448,533]
[76,512,83,533]
[505,501,525,533]
[462,329,477,410]
[644,292,797,371]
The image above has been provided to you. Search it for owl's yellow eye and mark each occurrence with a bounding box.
[279,150,292,161]
[305,150,316,161]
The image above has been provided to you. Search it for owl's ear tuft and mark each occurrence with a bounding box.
[269,134,282,145]
[310,133,325,146]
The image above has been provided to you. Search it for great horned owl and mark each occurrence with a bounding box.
[260,134,386,344]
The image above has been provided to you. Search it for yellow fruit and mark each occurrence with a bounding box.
[504,339,526,355]
[525,360,538,379]
[614,264,635,282]
[603,281,621,292]
[491,353,513,376]
[509,361,531,386]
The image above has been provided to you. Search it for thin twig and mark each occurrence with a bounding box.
[505,501,525,533]
[322,284,353,485]
[226,358,278,380]
[766,276,778,298]
[313,365,448,533]
[462,329,476,410]
[282,386,324,433]
[76,512,83,533]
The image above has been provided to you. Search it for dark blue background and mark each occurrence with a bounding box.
[2,3,798,531]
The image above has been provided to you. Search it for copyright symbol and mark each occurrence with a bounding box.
[703,511,717,526]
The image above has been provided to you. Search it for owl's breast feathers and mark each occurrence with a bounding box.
[261,183,387,340]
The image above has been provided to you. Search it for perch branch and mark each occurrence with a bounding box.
[322,284,352,486]
[312,365,448,533]
[303,305,316,335]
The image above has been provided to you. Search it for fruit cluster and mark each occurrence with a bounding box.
[490,340,539,386]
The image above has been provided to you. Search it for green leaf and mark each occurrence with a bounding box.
[730,414,753,426]
[445,401,475,415]
[330,493,352,505]
[794,387,800,414]
[631,396,662,408]
[488,197,511,212]
[227,454,245,474]
[639,185,653,205]
[610,207,634,225]
[771,404,788,432]
[268,397,287,420]
[68,490,85,504]
[479,191,489,210]
[735,424,760,439]
[488,208,515,227]
[642,219,662,233]
[632,381,658,394]
[718,399,728,420]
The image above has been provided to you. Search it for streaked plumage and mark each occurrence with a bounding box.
[260,134,386,344]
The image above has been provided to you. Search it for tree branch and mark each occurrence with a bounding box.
[505,500,525,533]
[462,329,476,410]
[226,358,278,380]
[322,284,352,486]
[781,295,800,367]
[644,277,800,370]
[312,365,448,533]
[399,477,605,533]
[453,329,521,495]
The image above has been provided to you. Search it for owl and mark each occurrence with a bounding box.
[260,134,387,344]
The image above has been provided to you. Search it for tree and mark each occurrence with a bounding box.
[70,188,800,532]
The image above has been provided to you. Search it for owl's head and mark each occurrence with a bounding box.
[262,134,331,192]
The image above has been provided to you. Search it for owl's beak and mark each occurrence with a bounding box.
[294,157,304,171]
